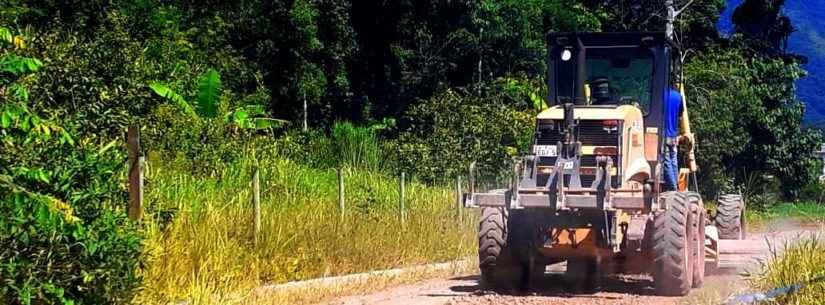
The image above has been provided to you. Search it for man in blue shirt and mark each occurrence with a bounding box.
[663,88,682,191]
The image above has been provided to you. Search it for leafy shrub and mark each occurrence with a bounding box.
[388,79,535,184]
[267,128,336,168]
[1,104,142,305]
[1,26,142,305]
[0,191,142,305]
[799,180,825,204]
[739,172,781,211]
[143,104,245,176]
[263,122,387,171]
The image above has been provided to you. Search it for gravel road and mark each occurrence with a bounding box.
[320,225,821,305]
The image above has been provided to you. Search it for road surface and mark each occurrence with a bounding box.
[320,225,820,305]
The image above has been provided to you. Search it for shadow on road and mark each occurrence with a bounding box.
[447,272,661,297]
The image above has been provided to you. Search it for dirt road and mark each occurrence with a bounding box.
[321,226,820,305]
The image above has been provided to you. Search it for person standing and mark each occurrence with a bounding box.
[663,88,682,191]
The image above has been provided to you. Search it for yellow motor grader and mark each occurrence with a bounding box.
[464,32,749,296]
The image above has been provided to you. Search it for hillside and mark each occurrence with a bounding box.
[719,0,825,124]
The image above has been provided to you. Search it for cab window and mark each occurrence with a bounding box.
[585,48,654,112]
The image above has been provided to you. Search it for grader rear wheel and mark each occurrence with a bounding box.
[478,207,523,291]
[716,194,746,240]
[652,192,694,296]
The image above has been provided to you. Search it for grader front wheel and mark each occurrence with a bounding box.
[687,192,706,288]
[478,207,523,291]
[652,192,694,296]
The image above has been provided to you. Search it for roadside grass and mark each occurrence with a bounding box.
[703,200,825,231]
[750,232,825,305]
[133,151,477,305]
[745,202,825,229]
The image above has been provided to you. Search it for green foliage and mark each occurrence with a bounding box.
[142,104,242,176]
[149,83,195,116]
[331,122,382,171]
[474,0,600,75]
[290,0,322,52]
[501,76,548,110]
[800,180,825,204]
[1,26,142,305]
[196,69,221,118]
[732,0,795,55]
[0,54,42,76]
[149,70,286,131]
[0,27,11,43]
[389,79,536,184]
[584,0,726,51]
[686,49,822,199]
[0,190,142,305]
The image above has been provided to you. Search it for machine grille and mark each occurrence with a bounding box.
[536,120,619,147]
[535,120,621,188]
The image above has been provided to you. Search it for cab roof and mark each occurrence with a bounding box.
[547,32,669,49]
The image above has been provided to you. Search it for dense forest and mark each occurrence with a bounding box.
[1,0,822,304]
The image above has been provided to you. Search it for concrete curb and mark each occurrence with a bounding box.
[253,258,475,296]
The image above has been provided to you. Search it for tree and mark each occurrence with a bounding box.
[582,0,726,52]
[732,0,795,55]
[686,49,821,199]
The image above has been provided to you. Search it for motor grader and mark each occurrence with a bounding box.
[464,32,749,296]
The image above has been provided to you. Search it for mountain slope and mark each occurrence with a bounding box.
[718,0,824,124]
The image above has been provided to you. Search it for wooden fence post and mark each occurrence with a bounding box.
[468,161,476,199]
[252,166,261,240]
[127,125,143,221]
[455,176,462,216]
[337,168,345,221]
[302,91,308,132]
[399,172,406,225]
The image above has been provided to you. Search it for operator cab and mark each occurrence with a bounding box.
[547,32,671,126]
[533,32,673,191]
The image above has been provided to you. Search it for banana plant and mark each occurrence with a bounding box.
[501,76,548,111]
[149,69,287,129]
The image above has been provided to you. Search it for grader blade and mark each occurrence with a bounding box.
[706,225,768,270]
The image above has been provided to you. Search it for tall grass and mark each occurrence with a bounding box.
[134,150,476,304]
[752,232,825,305]
[331,121,382,171]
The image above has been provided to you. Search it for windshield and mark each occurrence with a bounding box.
[585,48,654,111]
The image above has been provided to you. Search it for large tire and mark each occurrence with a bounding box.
[478,207,523,291]
[715,194,746,240]
[652,192,694,296]
[687,192,706,288]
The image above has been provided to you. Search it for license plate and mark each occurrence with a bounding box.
[533,145,558,157]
